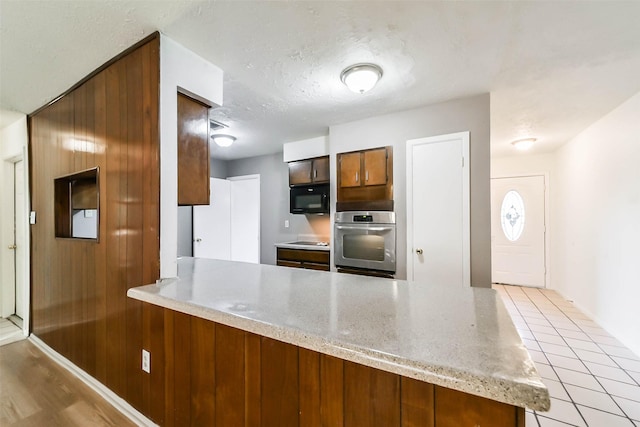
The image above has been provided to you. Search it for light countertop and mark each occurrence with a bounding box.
[127,257,549,411]
[275,241,330,251]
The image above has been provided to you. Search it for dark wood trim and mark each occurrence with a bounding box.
[29,32,160,117]
[336,199,394,212]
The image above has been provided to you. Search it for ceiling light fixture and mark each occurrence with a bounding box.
[212,134,236,147]
[511,137,537,151]
[340,63,383,94]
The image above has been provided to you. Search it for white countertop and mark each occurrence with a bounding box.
[127,257,549,411]
[275,241,330,251]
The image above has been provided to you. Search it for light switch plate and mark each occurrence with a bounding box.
[142,349,150,373]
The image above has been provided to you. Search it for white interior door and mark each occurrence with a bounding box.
[193,178,231,260]
[491,176,546,287]
[406,132,470,286]
[229,175,260,264]
[14,160,26,319]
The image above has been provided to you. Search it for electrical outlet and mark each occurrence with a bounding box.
[142,349,150,373]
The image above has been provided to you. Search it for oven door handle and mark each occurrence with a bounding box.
[335,225,391,232]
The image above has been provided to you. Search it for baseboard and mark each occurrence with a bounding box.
[29,335,157,427]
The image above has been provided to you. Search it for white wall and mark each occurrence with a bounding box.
[552,91,640,356]
[159,34,223,278]
[0,114,29,326]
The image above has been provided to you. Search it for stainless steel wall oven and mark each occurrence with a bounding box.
[334,211,396,275]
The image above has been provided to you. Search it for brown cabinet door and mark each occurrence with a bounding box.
[177,93,210,205]
[339,152,361,188]
[289,160,313,186]
[363,148,387,186]
[312,156,330,183]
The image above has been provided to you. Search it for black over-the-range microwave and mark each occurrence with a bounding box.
[290,184,329,214]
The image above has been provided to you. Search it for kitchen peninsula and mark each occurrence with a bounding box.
[128,257,549,426]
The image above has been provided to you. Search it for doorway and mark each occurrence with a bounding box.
[406,132,470,286]
[491,175,546,288]
[1,156,28,343]
[193,174,261,263]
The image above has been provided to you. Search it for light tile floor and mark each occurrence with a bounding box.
[494,284,640,426]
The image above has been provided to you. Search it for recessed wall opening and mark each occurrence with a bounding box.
[54,167,99,240]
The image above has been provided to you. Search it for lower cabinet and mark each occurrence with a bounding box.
[140,303,526,427]
[277,248,330,271]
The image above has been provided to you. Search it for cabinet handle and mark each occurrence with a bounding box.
[416,248,423,255]
[355,171,359,183]
[195,238,202,243]
[366,170,369,182]
[8,244,16,250]
[314,169,317,178]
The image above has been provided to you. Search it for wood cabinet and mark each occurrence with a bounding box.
[337,146,393,211]
[277,248,330,271]
[177,92,210,205]
[288,156,329,186]
[140,302,526,426]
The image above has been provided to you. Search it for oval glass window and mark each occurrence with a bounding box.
[500,190,525,241]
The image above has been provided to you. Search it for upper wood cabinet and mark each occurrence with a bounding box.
[288,155,329,186]
[337,146,393,211]
[177,92,210,205]
[338,148,389,188]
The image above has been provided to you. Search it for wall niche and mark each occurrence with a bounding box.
[54,167,99,240]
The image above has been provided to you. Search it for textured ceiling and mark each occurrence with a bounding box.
[1,1,640,159]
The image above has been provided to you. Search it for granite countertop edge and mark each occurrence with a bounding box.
[127,283,550,411]
[274,242,330,251]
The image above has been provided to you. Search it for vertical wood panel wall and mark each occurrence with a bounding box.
[29,35,160,415]
[142,303,524,427]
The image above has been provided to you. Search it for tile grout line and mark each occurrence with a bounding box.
[498,285,584,426]
[526,286,639,421]
[501,285,640,424]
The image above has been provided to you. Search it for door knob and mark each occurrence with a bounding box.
[415,248,423,255]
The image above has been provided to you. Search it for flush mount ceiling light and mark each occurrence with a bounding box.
[511,137,537,151]
[340,63,383,94]
[212,134,236,147]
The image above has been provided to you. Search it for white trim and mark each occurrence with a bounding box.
[490,172,550,289]
[1,151,31,336]
[406,131,471,287]
[29,335,157,427]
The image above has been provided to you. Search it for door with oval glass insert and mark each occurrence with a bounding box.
[491,175,546,287]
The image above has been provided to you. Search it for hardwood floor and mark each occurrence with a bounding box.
[0,340,136,426]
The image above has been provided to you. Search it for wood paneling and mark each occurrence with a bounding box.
[28,35,160,420]
[177,92,210,205]
[401,377,434,427]
[216,324,246,426]
[434,385,518,427]
[139,304,524,427]
[261,337,299,426]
